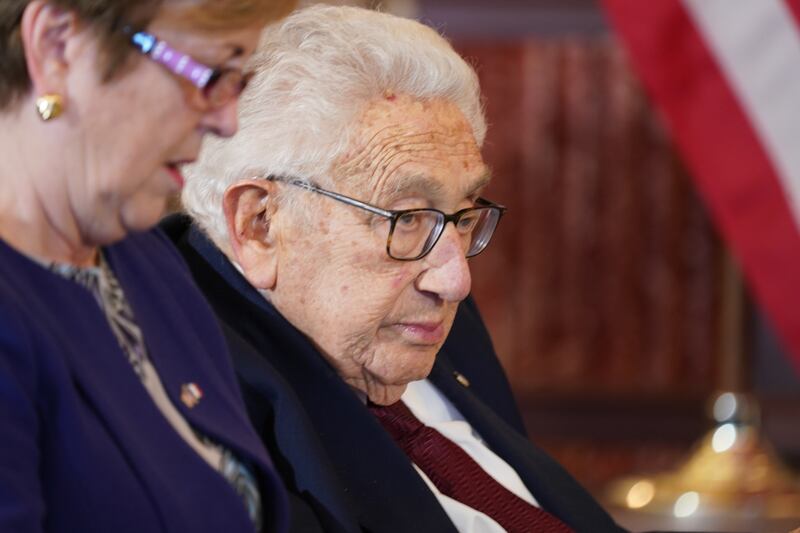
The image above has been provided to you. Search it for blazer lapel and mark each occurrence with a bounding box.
[104,238,270,471]
[47,274,255,533]
[103,236,289,532]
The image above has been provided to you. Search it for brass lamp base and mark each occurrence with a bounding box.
[606,392,800,521]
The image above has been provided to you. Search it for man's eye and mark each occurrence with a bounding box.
[397,212,421,228]
[457,213,480,232]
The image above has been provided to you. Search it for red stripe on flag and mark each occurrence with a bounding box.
[785,0,800,28]
[603,0,800,373]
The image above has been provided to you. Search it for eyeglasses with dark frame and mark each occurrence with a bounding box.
[125,28,252,109]
[267,175,507,261]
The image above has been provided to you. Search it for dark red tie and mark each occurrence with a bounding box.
[370,400,574,533]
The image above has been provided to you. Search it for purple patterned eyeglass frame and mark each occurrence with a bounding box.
[129,30,216,89]
[126,28,248,108]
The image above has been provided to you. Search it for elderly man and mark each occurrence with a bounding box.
[166,5,625,533]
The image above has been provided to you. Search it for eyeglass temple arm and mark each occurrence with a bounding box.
[266,175,396,219]
[265,175,506,219]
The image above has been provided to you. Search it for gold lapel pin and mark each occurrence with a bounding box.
[453,371,471,388]
[180,382,203,409]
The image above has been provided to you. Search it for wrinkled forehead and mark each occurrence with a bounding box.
[336,94,490,206]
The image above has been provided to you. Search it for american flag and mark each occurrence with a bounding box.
[603,0,800,373]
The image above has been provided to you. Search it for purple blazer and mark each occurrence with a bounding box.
[0,229,288,533]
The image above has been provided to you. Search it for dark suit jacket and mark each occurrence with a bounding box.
[0,228,287,533]
[163,214,626,533]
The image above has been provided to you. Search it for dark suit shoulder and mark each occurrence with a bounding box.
[440,295,527,435]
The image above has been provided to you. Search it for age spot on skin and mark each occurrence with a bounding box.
[391,273,407,290]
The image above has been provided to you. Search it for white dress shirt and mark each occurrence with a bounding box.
[401,379,539,533]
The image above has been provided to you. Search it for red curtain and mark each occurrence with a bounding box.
[458,38,722,399]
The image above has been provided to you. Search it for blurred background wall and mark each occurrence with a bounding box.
[300,0,800,528]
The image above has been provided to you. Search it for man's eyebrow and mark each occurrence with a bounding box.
[467,171,493,197]
[382,175,446,203]
[382,170,493,204]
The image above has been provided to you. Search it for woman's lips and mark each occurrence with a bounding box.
[395,321,445,345]
[165,164,185,188]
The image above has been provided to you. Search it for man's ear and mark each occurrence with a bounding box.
[223,179,280,290]
[20,1,80,102]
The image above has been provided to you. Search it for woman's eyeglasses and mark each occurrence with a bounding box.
[126,28,252,109]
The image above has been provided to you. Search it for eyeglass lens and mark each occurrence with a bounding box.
[204,70,249,108]
[389,207,501,260]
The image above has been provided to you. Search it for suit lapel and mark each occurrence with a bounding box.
[220,318,361,533]
[430,354,625,533]
[211,277,457,533]
[274,343,456,533]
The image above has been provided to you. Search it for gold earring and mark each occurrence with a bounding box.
[35,94,64,121]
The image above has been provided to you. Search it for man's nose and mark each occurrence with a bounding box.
[414,224,472,302]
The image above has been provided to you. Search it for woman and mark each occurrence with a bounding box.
[0,0,293,532]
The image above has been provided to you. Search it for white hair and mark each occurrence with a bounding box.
[181,3,487,247]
